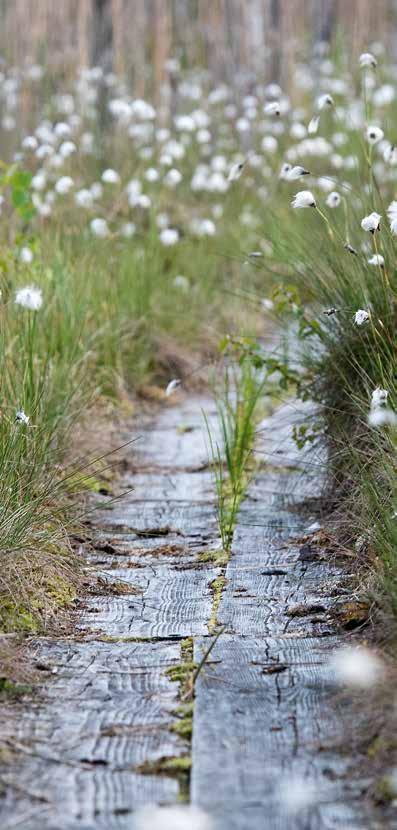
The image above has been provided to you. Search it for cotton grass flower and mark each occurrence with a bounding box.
[361,211,381,233]
[134,805,212,830]
[15,285,43,310]
[101,168,120,184]
[330,646,384,688]
[368,254,384,267]
[120,222,136,238]
[15,409,30,425]
[366,125,384,145]
[308,115,320,135]
[264,101,280,117]
[291,190,316,208]
[75,188,94,208]
[368,407,397,427]
[317,93,334,110]
[359,52,377,69]
[279,776,318,814]
[173,275,189,291]
[284,165,310,181]
[371,387,388,408]
[165,378,181,396]
[59,140,76,158]
[90,218,109,238]
[228,161,245,182]
[164,168,182,187]
[160,228,179,246]
[354,309,370,326]
[387,201,397,233]
[325,191,341,208]
[55,175,74,195]
[383,143,397,165]
[19,247,34,264]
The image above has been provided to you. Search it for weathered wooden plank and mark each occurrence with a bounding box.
[191,635,376,830]
[0,640,184,830]
[82,560,219,637]
[190,403,377,828]
[0,395,221,829]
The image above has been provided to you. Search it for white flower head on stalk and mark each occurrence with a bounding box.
[75,188,94,209]
[371,387,388,408]
[368,407,397,427]
[90,218,109,238]
[291,190,316,209]
[317,93,334,110]
[164,168,182,188]
[368,254,384,267]
[361,212,381,233]
[101,168,120,184]
[264,101,280,117]
[134,805,213,830]
[228,160,245,182]
[15,285,43,311]
[279,776,318,814]
[308,115,320,135]
[359,52,377,69]
[387,201,397,233]
[160,228,179,246]
[383,143,397,165]
[326,191,341,208]
[173,275,189,291]
[354,309,370,326]
[366,125,384,145]
[330,646,384,688]
[165,378,182,397]
[284,165,310,181]
[120,222,136,238]
[15,409,30,426]
[55,175,74,195]
[279,162,292,180]
[19,247,34,264]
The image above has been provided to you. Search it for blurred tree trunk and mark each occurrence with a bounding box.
[269,0,281,82]
[312,0,336,45]
[92,0,113,71]
[92,0,113,133]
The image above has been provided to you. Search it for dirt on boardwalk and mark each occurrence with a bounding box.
[0,395,392,829]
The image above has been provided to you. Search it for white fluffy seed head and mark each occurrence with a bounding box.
[165,378,181,396]
[368,407,397,427]
[371,387,388,408]
[330,646,384,688]
[291,190,316,208]
[360,52,377,69]
[15,285,43,310]
[90,218,109,238]
[361,212,381,233]
[354,309,370,326]
[366,125,384,145]
[134,806,212,830]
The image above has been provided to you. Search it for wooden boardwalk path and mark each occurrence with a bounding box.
[0,397,382,829]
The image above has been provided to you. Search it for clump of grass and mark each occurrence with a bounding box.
[206,355,268,552]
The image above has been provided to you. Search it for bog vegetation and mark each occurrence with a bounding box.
[0,39,397,637]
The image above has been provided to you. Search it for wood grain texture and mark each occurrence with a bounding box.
[0,396,384,828]
[0,396,221,830]
[191,402,382,829]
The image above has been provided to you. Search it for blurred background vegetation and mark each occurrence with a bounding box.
[1,0,396,94]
